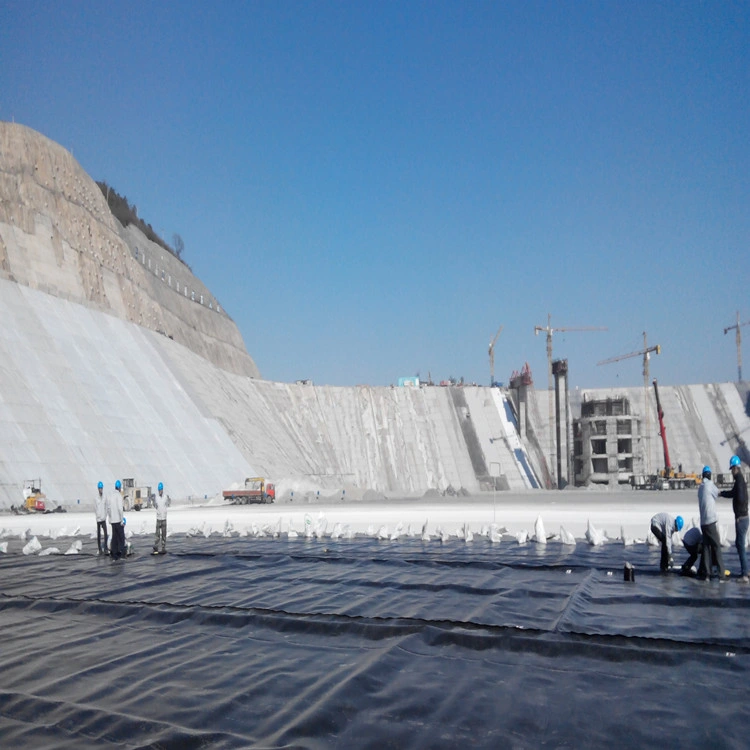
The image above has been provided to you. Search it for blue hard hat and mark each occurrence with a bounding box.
[97,481,103,490]
[675,515,684,532]
[702,465,711,476]
[115,480,122,490]
[730,455,741,469]
[158,482,164,492]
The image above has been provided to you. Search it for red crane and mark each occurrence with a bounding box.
[652,379,671,475]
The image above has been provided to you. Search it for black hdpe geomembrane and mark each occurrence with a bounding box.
[0,536,748,748]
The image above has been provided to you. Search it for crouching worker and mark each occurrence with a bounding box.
[152,482,168,555]
[650,513,684,572]
[680,527,706,577]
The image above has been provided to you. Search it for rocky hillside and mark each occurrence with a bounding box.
[0,122,259,378]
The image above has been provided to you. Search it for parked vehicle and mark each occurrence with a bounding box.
[22,479,46,512]
[222,477,275,504]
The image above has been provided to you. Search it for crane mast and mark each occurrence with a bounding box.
[534,314,607,487]
[488,325,503,387]
[724,311,750,382]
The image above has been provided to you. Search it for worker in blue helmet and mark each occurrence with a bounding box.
[94,481,108,554]
[107,480,126,561]
[650,512,684,572]
[152,481,168,555]
[697,465,725,580]
[679,526,706,577]
[720,456,748,582]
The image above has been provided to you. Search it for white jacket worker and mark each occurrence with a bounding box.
[107,480,126,560]
[698,465,724,580]
[94,481,108,554]
[650,513,684,572]
[152,482,168,555]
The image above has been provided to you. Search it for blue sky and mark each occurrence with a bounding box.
[1,1,748,388]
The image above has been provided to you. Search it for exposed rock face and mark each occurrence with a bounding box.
[0,122,259,378]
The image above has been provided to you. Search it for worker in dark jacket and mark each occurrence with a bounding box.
[720,455,748,582]
[650,512,684,572]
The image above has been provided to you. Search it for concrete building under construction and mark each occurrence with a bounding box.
[572,395,642,487]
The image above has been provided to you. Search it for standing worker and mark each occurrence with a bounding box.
[108,479,126,561]
[698,466,725,581]
[650,513,683,572]
[719,455,748,583]
[95,481,108,555]
[152,481,168,555]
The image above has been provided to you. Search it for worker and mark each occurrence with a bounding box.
[108,479,126,561]
[679,527,705,577]
[719,455,748,583]
[94,481,108,555]
[152,481,168,555]
[650,513,683,571]
[697,466,725,581]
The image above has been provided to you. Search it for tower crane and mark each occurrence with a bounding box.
[488,324,503,387]
[534,314,607,486]
[597,332,660,473]
[724,311,750,382]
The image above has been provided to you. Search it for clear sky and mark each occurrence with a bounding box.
[1,1,748,389]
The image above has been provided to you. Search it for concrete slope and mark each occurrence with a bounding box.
[156,340,534,494]
[1,275,747,507]
[462,388,539,489]
[0,276,535,505]
[0,279,254,508]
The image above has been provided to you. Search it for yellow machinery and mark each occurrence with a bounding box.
[23,479,47,512]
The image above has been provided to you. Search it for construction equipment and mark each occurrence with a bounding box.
[653,379,672,475]
[598,332,660,474]
[22,479,47,512]
[535,314,607,486]
[489,324,503,387]
[724,311,750,382]
[222,477,275,504]
[109,478,153,511]
[130,485,152,511]
[650,379,699,489]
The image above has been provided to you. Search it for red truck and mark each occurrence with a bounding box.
[222,477,275,504]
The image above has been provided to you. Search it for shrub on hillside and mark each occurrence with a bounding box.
[96,181,187,267]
